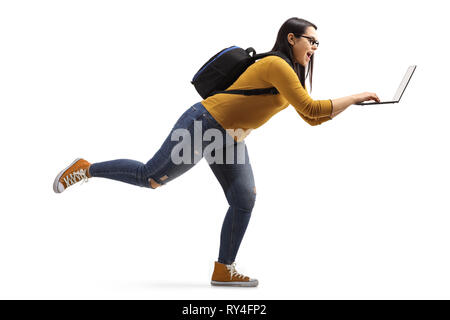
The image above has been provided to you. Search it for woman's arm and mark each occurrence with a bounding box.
[264,57,380,121]
[296,92,381,124]
[331,92,380,118]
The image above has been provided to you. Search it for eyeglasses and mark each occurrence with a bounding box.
[297,35,319,47]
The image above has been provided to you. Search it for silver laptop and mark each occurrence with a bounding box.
[355,65,417,105]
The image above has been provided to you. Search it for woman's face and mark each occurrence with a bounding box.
[287,26,318,67]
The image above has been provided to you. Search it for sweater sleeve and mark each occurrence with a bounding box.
[295,98,334,126]
[296,111,332,126]
[263,56,333,120]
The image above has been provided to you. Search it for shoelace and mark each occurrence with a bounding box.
[63,169,88,187]
[226,262,246,280]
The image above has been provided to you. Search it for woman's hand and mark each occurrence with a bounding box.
[330,92,380,118]
[352,92,381,104]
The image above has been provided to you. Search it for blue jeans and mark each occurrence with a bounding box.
[89,102,256,264]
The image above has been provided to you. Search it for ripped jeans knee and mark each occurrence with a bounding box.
[147,175,169,189]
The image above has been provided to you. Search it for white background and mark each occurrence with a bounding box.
[0,0,449,299]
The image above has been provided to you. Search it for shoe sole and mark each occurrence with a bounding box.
[53,158,82,193]
[211,280,259,287]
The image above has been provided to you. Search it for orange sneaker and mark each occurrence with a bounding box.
[211,261,258,287]
[53,158,91,193]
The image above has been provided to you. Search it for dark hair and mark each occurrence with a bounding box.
[271,17,317,92]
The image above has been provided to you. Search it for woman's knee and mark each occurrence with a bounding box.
[230,185,256,212]
[147,175,170,189]
[137,163,171,189]
[136,163,157,188]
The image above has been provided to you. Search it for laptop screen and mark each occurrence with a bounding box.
[393,65,417,101]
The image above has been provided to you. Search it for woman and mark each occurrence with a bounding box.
[53,17,380,287]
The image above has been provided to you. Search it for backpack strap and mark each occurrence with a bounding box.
[245,47,257,57]
[253,50,294,69]
[210,87,279,96]
[211,50,293,97]
[245,47,293,68]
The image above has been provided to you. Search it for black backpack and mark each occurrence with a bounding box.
[191,46,293,99]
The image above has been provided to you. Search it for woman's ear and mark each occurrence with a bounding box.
[287,33,295,46]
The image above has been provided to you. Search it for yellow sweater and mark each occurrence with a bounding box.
[201,55,333,141]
